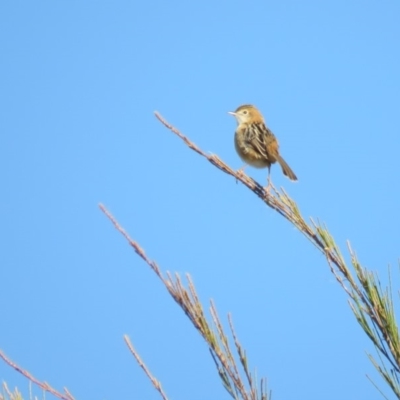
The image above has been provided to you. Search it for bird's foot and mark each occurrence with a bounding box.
[263,175,273,195]
[263,183,272,195]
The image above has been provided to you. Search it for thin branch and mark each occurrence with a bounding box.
[0,350,74,400]
[99,204,270,400]
[154,111,340,268]
[124,336,169,400]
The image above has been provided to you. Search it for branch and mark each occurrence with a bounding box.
[0,350,75,400]
[99,204,270,400]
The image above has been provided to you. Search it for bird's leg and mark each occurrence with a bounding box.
[264,166,272,193]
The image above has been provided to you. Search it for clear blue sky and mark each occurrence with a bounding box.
[1,2,400,399]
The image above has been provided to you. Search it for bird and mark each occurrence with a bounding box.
[228,104,297,189]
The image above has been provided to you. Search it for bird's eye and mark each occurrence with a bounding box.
[242,110,248,115]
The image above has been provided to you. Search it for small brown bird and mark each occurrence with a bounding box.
[229,104,297,188]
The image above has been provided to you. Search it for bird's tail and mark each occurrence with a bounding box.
[277,155,298,181]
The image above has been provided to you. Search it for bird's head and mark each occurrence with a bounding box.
[228,104,264,124]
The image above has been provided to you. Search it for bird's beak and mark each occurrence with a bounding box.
[228,111,236,116]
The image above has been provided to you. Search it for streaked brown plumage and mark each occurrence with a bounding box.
[229,104,297,186]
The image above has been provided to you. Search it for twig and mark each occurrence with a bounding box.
[0,350,74,400]
[124,336,169,400]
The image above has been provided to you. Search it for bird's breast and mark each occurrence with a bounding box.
[234,130,270,168]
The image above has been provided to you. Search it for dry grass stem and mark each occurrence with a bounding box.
[0,350,74,400]
[99,204,270,399]
[0,382,22,400]
[124,335,169,400]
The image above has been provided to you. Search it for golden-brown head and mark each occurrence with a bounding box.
[228,104,265,125]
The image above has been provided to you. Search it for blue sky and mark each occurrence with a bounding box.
[1,1,400,399]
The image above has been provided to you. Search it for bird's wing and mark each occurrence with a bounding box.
[246,122,278,162]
